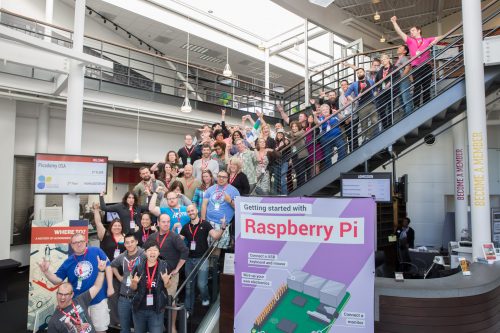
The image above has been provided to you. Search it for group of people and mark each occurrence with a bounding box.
[39,17,438,333]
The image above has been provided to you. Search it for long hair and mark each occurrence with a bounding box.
[169,180,185,194]
[164,150,180,165]
[107,218,123,236]
[121,191,138,208]
[200,169,214,190]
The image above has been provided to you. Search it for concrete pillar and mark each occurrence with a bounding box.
[303,19,310,105]
[462,0,491,258]
[0,98,16,260]
[452,119,468,240]
[34,104,49,220]
[63,0,86,221]
[264,47,270,111]
[45,0,53,42]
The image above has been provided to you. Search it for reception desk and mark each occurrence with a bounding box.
[375,261,500,332]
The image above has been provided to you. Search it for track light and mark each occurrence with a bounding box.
[128,33,131,38]
[148,46,151,51]
[115,25,118,30]
[103,19,107,24]
[374,11,380,21]
[140,41,142,45]
[380,35,386,43]
[88,10,92,15]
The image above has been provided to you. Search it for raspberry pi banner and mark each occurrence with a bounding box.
[234,197,375,333]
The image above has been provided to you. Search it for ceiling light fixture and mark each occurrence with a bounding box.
[308,0,335,7]
[223,47,233,77]
[181,29,192,113]
[380,35,386,43]
[374,11,380,21]
[88,10,92,15]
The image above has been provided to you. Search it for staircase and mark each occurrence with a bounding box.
[275,2,500,197]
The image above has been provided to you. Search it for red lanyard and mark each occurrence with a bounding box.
[185,146,194,157]
[170,208,181,225]
[112,235,121,250]
[383,67,390,79]
[189,223,201,241]
[201,158,210,170]
[229,173,237,184]
[146,261,158,292]
[144,181,152,192]
[59,302,82,325]
[214,185,228,201]
[129,207,134,221]
[142,227,150,240]
[185,178,195,190]
[156,230,170,249]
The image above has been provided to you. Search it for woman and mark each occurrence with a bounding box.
[257,123,276,150]
[134,212,157,247]
[305,113,323,177]
[274,129,291,194]
[375,53,400,131]
[192,169,215,214]
[100,191,147,234]
[151,151,183,177]
[158,163,178,190]
[228,156,250,195]
[211,141,228,171]
[289,121,307,189]
[254,138,273,194]
[313,104,346,167]
[131,239,171,333]
[229,130,251,155]
[93,203,125,328]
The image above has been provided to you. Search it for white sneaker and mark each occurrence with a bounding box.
[202,300,210,306]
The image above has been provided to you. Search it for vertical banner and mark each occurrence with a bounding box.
[27,219,88,332]
[235,197,375,333]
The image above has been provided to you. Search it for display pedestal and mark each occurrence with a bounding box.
[219,273,234,332]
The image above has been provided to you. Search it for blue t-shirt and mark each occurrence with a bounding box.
[159,206,190,232]
[204,184,240,224]
[55,246,109,305]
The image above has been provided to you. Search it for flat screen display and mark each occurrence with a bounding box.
[341,172,392,202]
[35,153,108,194]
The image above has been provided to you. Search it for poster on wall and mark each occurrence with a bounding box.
[234,197,376,333]
[27,219,88,332]
[35,154,108,194]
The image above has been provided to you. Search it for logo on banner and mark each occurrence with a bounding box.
[74,261,93,280]
[37,175,53,189]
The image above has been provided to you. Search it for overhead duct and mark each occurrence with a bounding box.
[341,17,381,40]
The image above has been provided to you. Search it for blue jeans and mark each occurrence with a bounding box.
[184,257,209,312]
[118,296,134,333]
[399,78,413,116]
[132,309,164,333]
[280,161,288,194]
[320,134,346,166]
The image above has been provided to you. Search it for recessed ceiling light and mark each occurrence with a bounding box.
[208,10,213,14]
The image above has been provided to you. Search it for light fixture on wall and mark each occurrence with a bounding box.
[374,11,380,21]
[133,108,141,163]
[181,28,192,113]
[223,47,233,77]
[380,35,386,43]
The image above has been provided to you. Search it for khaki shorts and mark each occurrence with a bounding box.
[166,272,179,297]
[89,298,110,331]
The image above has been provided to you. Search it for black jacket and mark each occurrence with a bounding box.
[99,196,148,234]
[396,227,415,249]
[132,259,169,313]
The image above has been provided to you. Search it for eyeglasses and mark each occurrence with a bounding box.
[218,175,228,179]
[71,240,86,245]
[167,197,177,201]
[57,292,72,297]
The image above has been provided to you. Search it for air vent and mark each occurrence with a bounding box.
[181,43,209,54]
[199,54,224,63]
[204,49,222,57]
[153,35,172,44]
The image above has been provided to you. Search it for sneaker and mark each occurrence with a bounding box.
[202,300,210,306]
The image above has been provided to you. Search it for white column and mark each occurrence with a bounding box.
[34,104,49,220]
[45,0,53,41]
[462,0,491,258]
[264,47,270,109]
[304,19,310,105]
[452,119,468,240]
[0,98,16,260]
[63,0,86,221]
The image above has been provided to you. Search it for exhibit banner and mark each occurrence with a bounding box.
[27,219,88,332]
[235,197,376,333]
[35,154,108,194]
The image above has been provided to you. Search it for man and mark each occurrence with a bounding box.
[343,58,381,83]
[396,217,415,249]
[192,144,219,182]
[339,79,356,150]
[39,233,113,333]
[395,44,413,116]
[177,164,201,200]
[344,68,377,144]
[180,204,225,313]
[47,257,107,333]
[133,166,165,206]
[234,138,257,189]
[147,213,189,333]
[313,104,346,166]
[178,134,202,167]
[391,16,441,108]
[149,190,190,233]
[319,90,339,111]
[110,233,144,333]
[277,104,308,130]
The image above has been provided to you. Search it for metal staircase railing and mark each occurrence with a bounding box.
[0,9,283,117]
[272,0,500,195]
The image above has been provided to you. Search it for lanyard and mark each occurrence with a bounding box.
[214,185,228,201]
[170,208,181,225]
[127,257,138,272]
[142,227,150,240]
[143,180,152,192]
[59,302,81,325]
[201,158,210,170]
[112,235,121,250]
[382,67,390,79]
[146,261,158,292]
[156,230,170,249]
[184,146,195,157]
[229,173,237,184]
[189,223,201,241]
[129,207,134,221]
[185,178,195,190]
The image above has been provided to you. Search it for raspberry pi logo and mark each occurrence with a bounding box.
[37,175,52,189]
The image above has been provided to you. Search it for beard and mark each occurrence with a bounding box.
[357,74,365,80]
[142,175,151,181]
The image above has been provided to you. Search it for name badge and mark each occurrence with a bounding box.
[130,220,136,229]
[186,157,191,165]
[214,203,220,211]
[146,294,154,306]
[176,227,181,234]
[126,275,131,287]
[114,249,120,259]
[190,241,196,251]
[142,234,148,243]
[76,278,83,290]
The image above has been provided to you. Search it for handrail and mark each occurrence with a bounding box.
[0,8,279,93]
[273,1,499,194]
